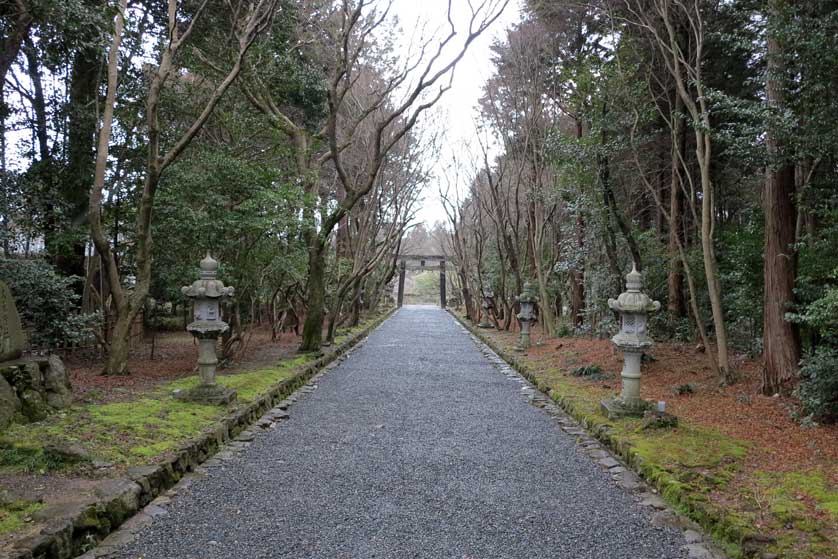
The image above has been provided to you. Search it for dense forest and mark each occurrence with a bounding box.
[0,0,836,423]
[439,0,838,423]
[0,0,507,367]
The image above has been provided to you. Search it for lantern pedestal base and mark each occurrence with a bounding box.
[174,384,237,406]
[478,319,493,328]
[600,396,653,419]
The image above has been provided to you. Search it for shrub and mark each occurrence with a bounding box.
[571,365,605,379]
[674,383,695,395]
[0,258,98,348]
[796,347,838,423]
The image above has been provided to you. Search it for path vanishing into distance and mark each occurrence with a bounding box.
[104,306,693,559]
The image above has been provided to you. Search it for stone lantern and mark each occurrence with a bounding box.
[601,264,661,419]
[478,282,495,328]
[174,254,237,406]
[514,281,538,352]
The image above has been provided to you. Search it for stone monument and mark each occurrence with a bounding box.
[601,264,661,419]
[514,281,538,352]
[478,282,495,328]
[0,281,73,431]
[0,280,23,361]
[174,254,237,406]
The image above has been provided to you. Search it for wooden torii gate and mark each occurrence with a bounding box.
[395,254,447,309]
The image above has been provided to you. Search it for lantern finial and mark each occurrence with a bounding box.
[200,253,219,279]
[626,262,642,292]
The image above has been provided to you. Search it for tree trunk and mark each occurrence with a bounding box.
[104,303,138,375]
[570,119,585,327]
[300,240,327,351]
[668,94,686,318]
[59,32,102,279]
[570,210,585,327]
[697,135,733,383]
[762,0,800,394]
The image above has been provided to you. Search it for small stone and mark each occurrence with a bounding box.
[684,543,717,559]
[598,456,620,469]
[614,470,643,492]
[586,449,610,459]
[235,431,256,442]
[684,530,703,544]
[639,493,667,510]
[269,410,289,420]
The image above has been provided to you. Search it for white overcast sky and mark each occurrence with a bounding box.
[387,0,524,226]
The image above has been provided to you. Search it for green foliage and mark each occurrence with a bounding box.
[795,347,838,423]
[0,442,69,474]
[0,258,97,348]
[717,217,765,353]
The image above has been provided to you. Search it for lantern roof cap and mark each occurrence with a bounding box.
[182,254,234,299]
[518,280,538,303]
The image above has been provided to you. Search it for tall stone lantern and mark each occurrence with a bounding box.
[601,264,661,419]
[478,282,495,328]
[174,254,237,406]
[514,281,538,352]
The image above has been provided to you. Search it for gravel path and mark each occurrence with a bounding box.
[112,306,688,558]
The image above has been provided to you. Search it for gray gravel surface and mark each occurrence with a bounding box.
[112,306,687,558]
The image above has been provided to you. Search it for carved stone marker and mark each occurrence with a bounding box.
[0,281,72,430]
[0,280,23,362]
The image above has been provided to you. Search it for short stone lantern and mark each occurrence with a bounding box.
[514,281,538,352]
[601,264,661,419]
[174,254,237,406]
[478,282,495,328]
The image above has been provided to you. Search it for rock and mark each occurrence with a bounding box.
[0,374,21,429]
[684,529,703,544]
[45,442,92,464]
[43,355,72,409]
[684,543,716,559]
[642,410,678,430]
[614,469,643,492]
[0,280,24,362]
[639,493,667,510]
[19,388,49,422]
[598,456,620,469]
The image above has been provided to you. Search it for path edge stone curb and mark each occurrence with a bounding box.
[7,308,396,559]
[449,310,734,559]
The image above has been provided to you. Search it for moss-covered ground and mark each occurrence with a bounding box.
[459,313,837,559]
[0,500,44,537]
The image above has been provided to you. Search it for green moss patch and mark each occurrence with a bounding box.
[0,500,44,536]
[754,470,838,528]
[0,355,308,469]
[166,360,303,403]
